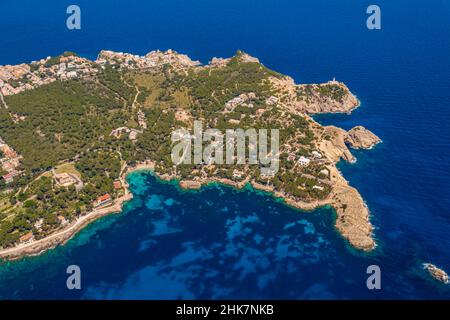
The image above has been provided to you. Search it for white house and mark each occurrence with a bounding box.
[297,156,311,167]
[311,151,322,159]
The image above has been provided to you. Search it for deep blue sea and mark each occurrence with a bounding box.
[0,0,449,299]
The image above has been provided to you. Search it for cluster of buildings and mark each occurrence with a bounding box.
[0,54,98,96]
[0,63,33,95]
[110,126,143,141]
[55,55,98,80]
[295,150,324,167]
[0,137,22,184]
[225,92,257,112]
[96,49,201,70]
[291,151,330,192]
[10,113,26,123]
[0,49,203,98]
[93,181,122,209]
[18,192,116,246]
[265,96,279,106]
[282,147,326,174]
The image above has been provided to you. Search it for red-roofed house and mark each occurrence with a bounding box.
[19,232,33,244]
[94,194,112,208]
[2,172,17,184]
[57,215,68,225]
[114,180,121,189]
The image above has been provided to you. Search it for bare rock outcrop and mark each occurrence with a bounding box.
[328,166,375,251]
[237,52,260,64]
[318,126,355,163]
[208,51,259,68]
[345,126,381,150]
[297,81,359,114]
[268,77,360,115]
[179,180,202,190]
[423,263,449,284]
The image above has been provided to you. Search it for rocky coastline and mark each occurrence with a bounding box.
[0,154,377,260]
[0,49,380,260]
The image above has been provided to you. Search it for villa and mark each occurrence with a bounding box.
[297,156,311,167]
[19,232,33,244]
[57,215,68,225]
[94,194,112,208]
[311,151,323,159]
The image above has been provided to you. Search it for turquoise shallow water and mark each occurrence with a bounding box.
[0,0,450,299]
[0,171,448,299]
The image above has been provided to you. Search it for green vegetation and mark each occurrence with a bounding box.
[297,83,347,104]
[0,52,333,248]
[53,163,81,176]
[317,83,347,102]
[0,73,132,174]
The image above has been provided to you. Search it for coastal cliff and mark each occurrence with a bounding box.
[268,76,360,115]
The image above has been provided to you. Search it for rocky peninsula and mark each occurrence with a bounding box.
[0,49,381,259]
[346,126,381,149]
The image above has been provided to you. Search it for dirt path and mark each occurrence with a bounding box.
[0,92,8,109]
[132,85,140,109]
